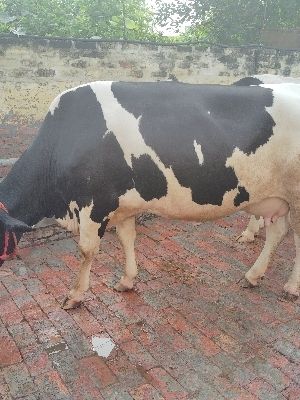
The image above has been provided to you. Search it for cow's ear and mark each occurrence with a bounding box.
[0,210,33,233]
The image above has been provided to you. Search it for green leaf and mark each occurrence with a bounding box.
[125,18,137,30]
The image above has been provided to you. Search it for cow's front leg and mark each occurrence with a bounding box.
[62,214,104,310]
[237,215,263,243]
[282,232,300,300]
[114,217,138,291]
[62,248,97,309]
[243,215,289,287]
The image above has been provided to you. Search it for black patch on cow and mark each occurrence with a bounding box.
[98,219,109,238]
[233,77,263,86]
[90,132,134,223]
[111,82,275,206]
[131,154,167,201]
[234,186,250,206]
[74,208,80,222]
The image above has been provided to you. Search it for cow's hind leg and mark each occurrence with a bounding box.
[237,215,264,243]
[242,215,289,288]
[62,216,106,310]
[114,217,138,291]
[282,232,300,300]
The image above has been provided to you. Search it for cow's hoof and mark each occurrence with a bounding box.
[114,283,130,292]
[114,276,134,292]
[279,289,299,302]
[61,296,82,310]
[239,277,258,288]
[236,233,255,243]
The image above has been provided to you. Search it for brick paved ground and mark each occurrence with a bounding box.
[0,214,299,400]
[0,124,39,180]
[0,124,39,160]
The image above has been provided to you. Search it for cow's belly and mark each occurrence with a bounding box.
[110,182,243,226]
[111,161,289,226]
[111,190,290,229]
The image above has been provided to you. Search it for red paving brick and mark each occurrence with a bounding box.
[0,214,299,399]
[0,336,22,367]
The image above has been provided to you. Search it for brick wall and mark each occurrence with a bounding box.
[1,34,300,175]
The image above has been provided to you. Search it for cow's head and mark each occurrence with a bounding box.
[0,204,32,266]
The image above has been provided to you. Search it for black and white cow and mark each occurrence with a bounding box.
[0,81,299,309]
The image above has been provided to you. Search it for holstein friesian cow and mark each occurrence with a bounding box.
[1,81,300,309]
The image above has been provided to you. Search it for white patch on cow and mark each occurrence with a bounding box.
[49,94,62,115]
[193,140,204,165]
[56,201,80,234]
[92,336,115,358]
[263,83,300,158]
[56,201,101,256]
[112,180,239,226]
[90,81,147,167]
[77,201,101,255]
